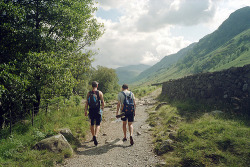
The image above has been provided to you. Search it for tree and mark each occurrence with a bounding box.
[0,0,104,126]
[91,66,120,94]
[0,63,29,128]
[69,50,93,95]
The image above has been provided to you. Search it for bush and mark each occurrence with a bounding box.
[0,95,88,166]
[104,93,117,102]
[132,86,157,98]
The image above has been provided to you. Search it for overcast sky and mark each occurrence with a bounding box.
[91,0,249,69]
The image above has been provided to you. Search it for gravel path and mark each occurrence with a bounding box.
[59,89,164,167]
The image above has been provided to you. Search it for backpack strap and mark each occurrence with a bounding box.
[89,90,99,96]
[88,90,100,102]
[128,91,134,103]
[121,91,127,98]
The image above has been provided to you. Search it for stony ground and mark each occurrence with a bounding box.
[58,89,165,167]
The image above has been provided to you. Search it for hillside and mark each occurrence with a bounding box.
[131,6,250,85]
[115,64,151,85]
[130,43,196,84]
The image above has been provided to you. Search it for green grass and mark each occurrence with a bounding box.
[0,95,89,166]
[132,85,158,98]
[104,92,117,102]
[148,104,250,167]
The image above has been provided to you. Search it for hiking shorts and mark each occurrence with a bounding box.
[121,113,134,122]
[88,109,102,126]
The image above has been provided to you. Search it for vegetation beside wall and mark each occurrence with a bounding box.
[147,104,250,167]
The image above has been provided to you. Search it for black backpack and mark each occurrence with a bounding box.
[88,91,100,110]
[121,91,134,114]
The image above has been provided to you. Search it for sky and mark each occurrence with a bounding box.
[91,0,250,69]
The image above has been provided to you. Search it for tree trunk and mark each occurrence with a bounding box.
[33,89,41,115]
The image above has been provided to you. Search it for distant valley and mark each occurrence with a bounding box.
[115,64,151,85]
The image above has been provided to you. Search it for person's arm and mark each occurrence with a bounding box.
[99,91,105,110]
[133,93,136,116]
[116,101,121,116]
[85,93,89,116]
[134,100,136,116]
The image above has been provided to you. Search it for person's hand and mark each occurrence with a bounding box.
[116,111,121,118]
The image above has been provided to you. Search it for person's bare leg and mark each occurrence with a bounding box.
[95,125,100,137]
[128,122,134,145]
[90,122,95,137]
[128,122,133,137]
[123,121,127,139]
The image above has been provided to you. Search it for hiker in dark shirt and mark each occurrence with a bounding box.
[116,84,136,145]
[85,81,105,146]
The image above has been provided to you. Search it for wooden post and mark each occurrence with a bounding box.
[45,102,48,114]
[57,101,59,111]
[32,106,34,126]
[9,109,12,135]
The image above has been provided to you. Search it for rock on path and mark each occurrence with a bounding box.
[58,89,163,167]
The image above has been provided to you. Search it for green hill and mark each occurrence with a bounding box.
[132,6,250,85]
[115,64,151,85]
[130,43,196,84]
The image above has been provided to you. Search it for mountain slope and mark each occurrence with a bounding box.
[132,6,250,85]
[115,64,151,85]
[131,43,196,83]
[180,6,250,70]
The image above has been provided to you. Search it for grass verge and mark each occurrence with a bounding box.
[0,95,89,166]
[147,104,250,167]
[132,85,158,99]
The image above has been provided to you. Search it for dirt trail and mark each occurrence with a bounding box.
[59,89,164,167]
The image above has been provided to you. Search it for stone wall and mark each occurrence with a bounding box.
[162,64,250,113]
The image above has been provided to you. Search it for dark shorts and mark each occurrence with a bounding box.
[121,113,134,122]
[89,109,102,126]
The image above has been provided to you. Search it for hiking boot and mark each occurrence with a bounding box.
[122,137,127,142]
[90,136,94,142]
[130,136,134,145]
[93,136,98,146]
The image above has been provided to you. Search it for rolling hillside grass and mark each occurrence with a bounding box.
[210,29,250,72]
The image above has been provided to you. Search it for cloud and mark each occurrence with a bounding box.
[141,51,159,65]
[92,0,250,69]
[92,21,191,68]
[137,0,217,32]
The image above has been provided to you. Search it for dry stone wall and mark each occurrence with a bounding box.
[162,64,250,113]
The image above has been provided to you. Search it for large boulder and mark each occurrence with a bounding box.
[169,132,178,140]
[59,128,74,141]
[59,128,81,146]
[156,139,174,155]
[155,102,168,111]
[34,134,73,154]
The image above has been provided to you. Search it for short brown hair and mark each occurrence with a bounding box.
[122,84,128,89]
[92,81,98,88]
